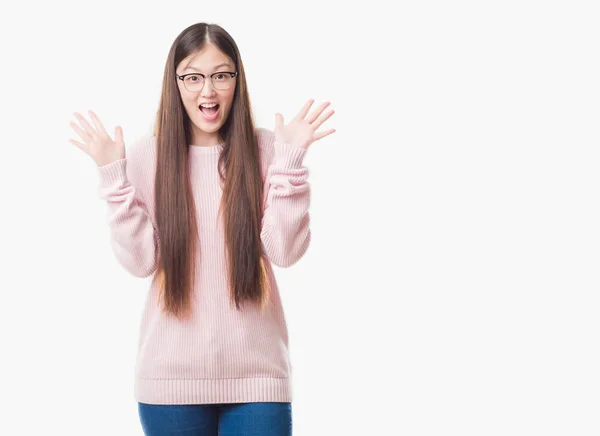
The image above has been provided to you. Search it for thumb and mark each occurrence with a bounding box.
[275,113,284,129]
[114,125,124,144]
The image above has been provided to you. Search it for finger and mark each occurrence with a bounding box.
[88,110,109,137]
[306,101,331,124]
[69,138,88,153]
[73,112,96,137]
[70,121,91,143]
[311,108,335,131]
[314,128,336,141]
[293,99,314,121]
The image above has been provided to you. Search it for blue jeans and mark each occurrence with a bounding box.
[138,402,292,436]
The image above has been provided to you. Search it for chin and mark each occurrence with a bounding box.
[190,114,220,131]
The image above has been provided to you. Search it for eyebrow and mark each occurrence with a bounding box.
[184,63,232,72]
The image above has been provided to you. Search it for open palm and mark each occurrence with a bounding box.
[274,99,336,150]
[69,110,125,167]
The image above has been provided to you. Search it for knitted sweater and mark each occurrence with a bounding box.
[96,128,310,404]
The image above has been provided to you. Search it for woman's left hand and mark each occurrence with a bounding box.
[274,99,336,149]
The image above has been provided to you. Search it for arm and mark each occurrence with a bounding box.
[96,142,159,278]
[260,140,311,268]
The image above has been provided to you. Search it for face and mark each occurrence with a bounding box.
[175,44,237,146]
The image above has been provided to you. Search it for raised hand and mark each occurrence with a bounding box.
[69,110,125,167]
[274,99,336,150]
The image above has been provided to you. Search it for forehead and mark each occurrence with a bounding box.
[178,45,233,73]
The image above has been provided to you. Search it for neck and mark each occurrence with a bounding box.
[191,126,220,147]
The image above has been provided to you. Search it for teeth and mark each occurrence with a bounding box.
[200,103,218,108]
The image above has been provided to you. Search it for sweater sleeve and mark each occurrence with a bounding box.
[96,141,159,278]
[260,139,312,268]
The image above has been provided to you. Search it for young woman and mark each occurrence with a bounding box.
[68,22,335,435]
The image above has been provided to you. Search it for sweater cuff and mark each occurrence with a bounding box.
[273,141,308,169]
[97,158,128,191]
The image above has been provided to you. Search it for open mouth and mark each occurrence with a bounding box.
[199,103,220,117]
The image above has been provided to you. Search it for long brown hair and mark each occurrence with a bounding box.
[151,22,269,320]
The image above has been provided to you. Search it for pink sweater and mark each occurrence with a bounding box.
[97,128,310,405]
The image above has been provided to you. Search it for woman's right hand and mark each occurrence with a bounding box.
[69,110,126,167]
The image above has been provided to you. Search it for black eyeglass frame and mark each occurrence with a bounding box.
[176,71,238,91]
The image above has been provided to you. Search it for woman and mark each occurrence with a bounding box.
[68,22,335,435]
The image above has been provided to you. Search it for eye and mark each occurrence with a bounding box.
[185,74,201,82]
[214,73,226,80]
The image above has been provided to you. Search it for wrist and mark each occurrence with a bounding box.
[273,141,307,169]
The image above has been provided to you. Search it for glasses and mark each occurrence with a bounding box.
[177,71,238,92]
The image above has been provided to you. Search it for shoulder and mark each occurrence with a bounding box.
[256,126,277,163]
[256,127,276,151]
[126,135,157,178]
[124,135,157,194]
[127,135,157,162]
[255,128,276,182]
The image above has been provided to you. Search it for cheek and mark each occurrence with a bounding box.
[222,91,236,111]
[177,87,195,107]
[184,94,197,107]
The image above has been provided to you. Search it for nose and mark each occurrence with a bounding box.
[200,79,217,98]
